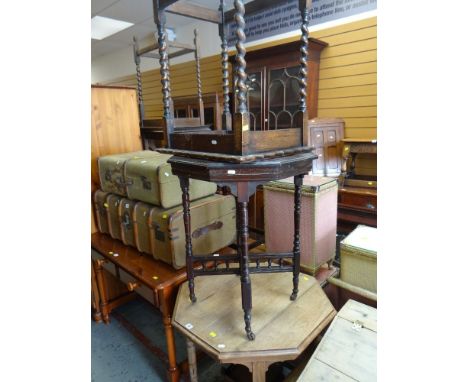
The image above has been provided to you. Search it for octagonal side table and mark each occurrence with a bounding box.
[168,152,316,340]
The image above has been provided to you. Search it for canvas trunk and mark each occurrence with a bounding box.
[124,152,217,208]
[149,194,236,269]
[264,175,338,275]
[118,198,137,247]
[133,202,153,255]
[106,193,124,241]
[93,190,110,234]
[98,151,158,196]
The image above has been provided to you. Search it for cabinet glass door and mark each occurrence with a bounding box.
[267,65,301,130]
[246,70,263,130]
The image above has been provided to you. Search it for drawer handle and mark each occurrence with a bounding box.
[127,281,140,292]
[366,203,375,210]
[96,259,108,267]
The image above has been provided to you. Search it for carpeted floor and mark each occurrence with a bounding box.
[91,298,226,382]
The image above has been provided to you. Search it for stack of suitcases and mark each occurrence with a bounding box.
[93,150,237,269]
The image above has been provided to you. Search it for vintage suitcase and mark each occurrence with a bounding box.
[118,198,137,247]
[296,299,376,382]
[149,194,236,269]
[264,175,338,275]
[133,201,153,255]
[98,150,158,196]
[124,152,217,208]
[340,225,377,293]
[93,190,110,234]
[106,193,124,241]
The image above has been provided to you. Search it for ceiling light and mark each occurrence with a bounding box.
[91,16,133,40]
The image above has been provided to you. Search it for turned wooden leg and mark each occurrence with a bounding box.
[237,185,255,341]
[93,259,110,323]
[251,361,270,382]
[291,174,304,301]
[349,152,357,178]
[91,263,102,323]
[162,313,180,382]
[186,339,198,382]
[180,176,196,303]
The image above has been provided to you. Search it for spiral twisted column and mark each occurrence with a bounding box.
[221,38,230,113]
[291,174,304,300]
[193,29,205,125]
[219,0,232,130]
[156,12,172,120]
[299,6,310,112]
[234,0,247,114]
[193,30,203,105]
[133,37,144,127]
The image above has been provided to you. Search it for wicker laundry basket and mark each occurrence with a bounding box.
[340,224,377,293]
[264,175,338,275]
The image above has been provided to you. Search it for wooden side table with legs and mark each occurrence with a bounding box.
[91,232,188,382]
[169,152,315,340]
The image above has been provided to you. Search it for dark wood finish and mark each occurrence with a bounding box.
[137,41,195,56]
[168,152,315,183]
[238,195,255,340]
[152,0,320,157]
[308,118,344,176]
[158,145,313,164]
[340,139,377,187]
[166,2,221,24]
[168,128,304,156]
[179,176,196,303]
[171,93,222,130]
[229,37,327,127]
[323,282,377,312]
[219,1,232,131]
[91,232,188,382]
[248,186,264,232]
[169,152,314,340]
[141,125,212,150]
[337,186,377,234]
[134,28,206,150]
[290,174,304,301]
[225,0,287,22]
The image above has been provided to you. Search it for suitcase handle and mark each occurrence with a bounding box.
[192,221,223,239]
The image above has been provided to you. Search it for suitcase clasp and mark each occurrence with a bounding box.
[140,176,152,190]
[122,212,132,230]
